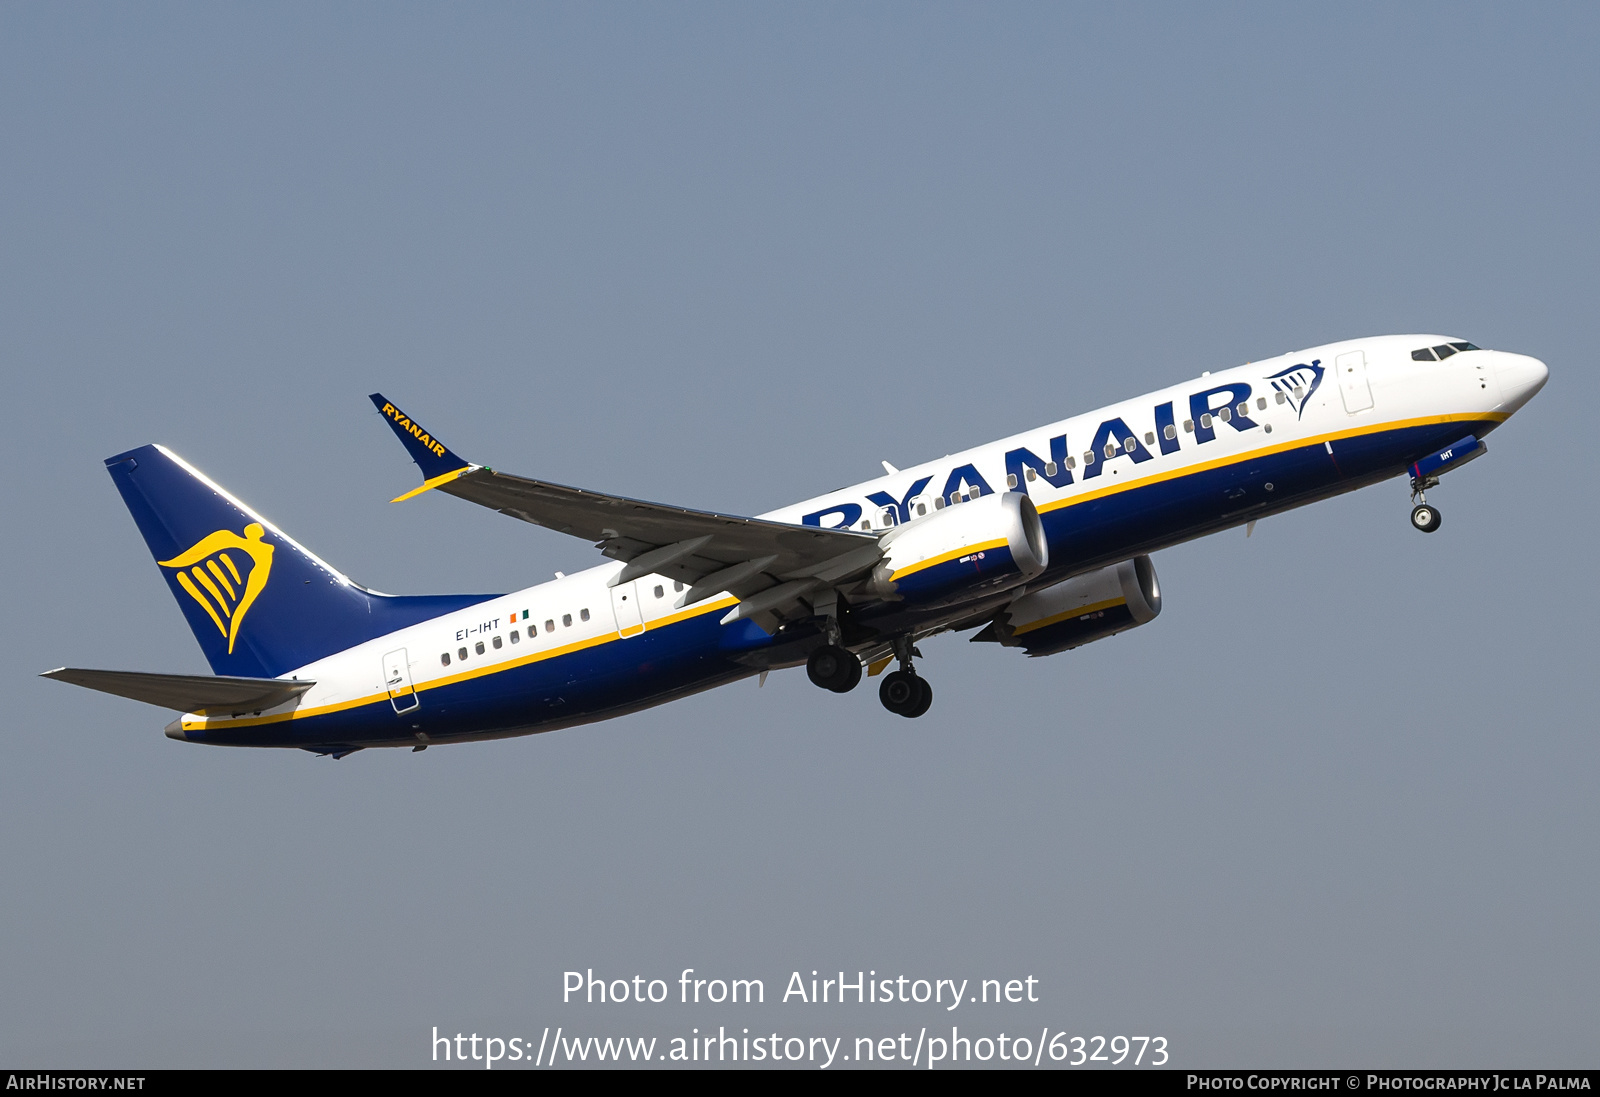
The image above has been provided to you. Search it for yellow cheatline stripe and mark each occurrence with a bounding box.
[206,558,236,600]
[392,467,470,503]
[890,537,1010,582]
[1012,596,1126,637]
[1036,411,1505,517]
[175,571,228,636]
[183,593,742,731]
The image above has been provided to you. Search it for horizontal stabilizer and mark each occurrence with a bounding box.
[41,668,315,715]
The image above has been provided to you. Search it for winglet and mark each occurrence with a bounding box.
[369,394,472,501]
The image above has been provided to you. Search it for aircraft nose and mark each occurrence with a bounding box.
[1493,352,1549,412]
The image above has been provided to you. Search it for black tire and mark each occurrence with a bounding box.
[839,654,863,694]
[905,675,933,718]
[807,645,859,692]
[879,670,919,715]
[1410,503,1442,533]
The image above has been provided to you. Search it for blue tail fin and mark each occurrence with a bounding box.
[105,444,498,678]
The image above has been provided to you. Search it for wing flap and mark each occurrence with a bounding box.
[42,668,315,715]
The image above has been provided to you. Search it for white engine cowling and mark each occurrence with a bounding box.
[868,491,1048,607]
[972,555,1161,656]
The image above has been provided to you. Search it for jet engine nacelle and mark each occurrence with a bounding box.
[972,555,1161,656]
[869,491,1048,607]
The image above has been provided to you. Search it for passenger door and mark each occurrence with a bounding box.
[382,648,419,714]
[1336,350,1374,413]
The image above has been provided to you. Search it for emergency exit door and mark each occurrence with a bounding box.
[1336,350,1374,413]
[611,580,645,638]
[383,648,419,714]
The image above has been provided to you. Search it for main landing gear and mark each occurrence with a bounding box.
[1410,476,1442,533]
[805,631,933,718]
[878,635,932,719]
[806,643,862,693]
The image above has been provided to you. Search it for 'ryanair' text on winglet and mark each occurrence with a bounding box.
[368,393,472,501]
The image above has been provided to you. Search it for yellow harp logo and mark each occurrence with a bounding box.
[158,524,275,654]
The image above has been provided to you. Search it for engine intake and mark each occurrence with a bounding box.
[869,491,1048,607]
[972,555,1161,656]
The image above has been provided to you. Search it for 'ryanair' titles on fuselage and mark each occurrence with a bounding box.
[799,364,1326,529]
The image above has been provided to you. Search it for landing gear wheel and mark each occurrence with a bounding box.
[880,670,931,717]
[1410,503,1442,533]
[906,675,933,718]
[807,645,862,693]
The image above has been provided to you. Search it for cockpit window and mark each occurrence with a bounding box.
[1414,342,1480,362]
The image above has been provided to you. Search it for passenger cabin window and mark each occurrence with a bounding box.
[1024,468,1037,482]
[1083,451,1096,465]
[1045,461,1058,476]
[934,497,946,509]
[510,630,519,643]
[674,581,684,592]
[1256,397,1267,410]
[1275,391,1286,404]
[1218,407,1231,423]
[654,585,664,599]
[1237,403,1250,417]
[1144,432,1156,445]
[475,641,485,655]
[1183,419,1195,432]
[492,635,502,649]
[545,619,555,633]
[860,520,871,530]
[1164,424,1178,440]
[580,608,590,622]
[562,614,572,627]
[458,647,468,661]
[441,652,451,666]
[1064,456,1076,470]
[1103,442,1117,458]
[1006,473,1018,488]
[1200,413,1212,429]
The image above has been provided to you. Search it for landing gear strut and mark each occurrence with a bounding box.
[879,635,933,718]
[1410,476,1442,533]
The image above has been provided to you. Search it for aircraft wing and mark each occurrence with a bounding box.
[370,394,883,628]
[41,668,314,715]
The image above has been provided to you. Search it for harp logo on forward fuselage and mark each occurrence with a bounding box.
[158,524,275,654]
[1266,360,1325,420]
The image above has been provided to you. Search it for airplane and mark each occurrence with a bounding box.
[43,335,1547,757]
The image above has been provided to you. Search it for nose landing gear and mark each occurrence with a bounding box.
[1410,475,1442,533]
[878,634,933,718]
[1410,502,1442,533]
